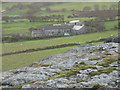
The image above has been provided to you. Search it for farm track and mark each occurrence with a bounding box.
[1,43,80,56]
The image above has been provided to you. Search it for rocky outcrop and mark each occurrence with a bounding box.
[104,35,120,43]
[0,43,119,89]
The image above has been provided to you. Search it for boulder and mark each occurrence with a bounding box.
[105,35,120,43]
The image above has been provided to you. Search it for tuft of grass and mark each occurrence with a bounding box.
[73,61,86,67]
[89,57,101,60]
[103,51,112,55]
[89,66,116,76]
[86,83,106,88]
[96,55,118,67]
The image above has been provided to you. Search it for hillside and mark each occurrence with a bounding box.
[2,2,118,38]
[2,2,118,17]
[2,30,118,71]
[1,42,119,88]
[1,2,119,89]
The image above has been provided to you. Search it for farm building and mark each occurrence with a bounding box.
[31,20,85,37]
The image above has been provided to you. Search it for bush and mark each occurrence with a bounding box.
[84,19,105,33]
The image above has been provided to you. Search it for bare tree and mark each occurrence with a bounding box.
[94,4,100,11]
[109,4,117,10]
[83,6,92,11]
[102,5,107,10]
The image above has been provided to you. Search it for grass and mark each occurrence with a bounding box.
[2,30,118,54]
[2,19,118,37]
[36,11,73,17]
[2,22,58,36]
[2,30,118,71]
[2,2,118,17]
[89,67,116,76]
[104,20,118,29]
[45,2,117,11]
[3,8,29,16]
[2,46,77,72]
[64,17,96,22]
[97,55,118,67]
[2,2,32,10]
[10,49,118,88]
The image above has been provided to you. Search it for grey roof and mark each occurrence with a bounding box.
[42,25,74,30]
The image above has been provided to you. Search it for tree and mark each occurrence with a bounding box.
[85,19,105,33]
[2,16,9,23]
[46,7,51,12]
[94,4,100,11]
[109,4,117,10]
[102,5,107,10]
[61,8,67,12]
[83,6,91,11]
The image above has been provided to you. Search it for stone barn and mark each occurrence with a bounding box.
[31,20,85,37]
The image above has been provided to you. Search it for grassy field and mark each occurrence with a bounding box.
[47,2,117,11]
[2,2,32,10]
[2,30,118,54]
[2,46,77,72]
[3,8,29,16]
[1,2,119,72]
[2,22,58,36]
[2,19,118,37]
[2,30,118,71]
[2,17,94,36]
[2,2,118,16]
[105,20,118,29]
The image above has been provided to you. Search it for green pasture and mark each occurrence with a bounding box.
[104,20,118,29]
[2,2,32,10]
[2,22,58,36]
[2,17,94,36]
[2,46,77,72]
[36,11,72,17]
[2,8,29,16]
[2,30,118,71]
[2,2,117,17]
[47,2,117,11]
[2,20,118,36]
[2,30,118,54]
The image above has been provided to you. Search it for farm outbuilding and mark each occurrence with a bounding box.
[31,20,85,37]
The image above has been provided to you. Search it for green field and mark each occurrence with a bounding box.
[2,20,118,36]
[2,46,77,72]
[2,2,119,72]
[2,2,32,10]
[2,17,93,36]
[47,2,117,11]
[3,8,29,16]
[2,2,118,16]
[2,30,118,71]
[105,20,118,29]
[2,22,58,36]
[2,30,118,54]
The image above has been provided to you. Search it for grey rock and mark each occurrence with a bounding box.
[22,84,31,88]
[76,74,89,80]
[95,65,103,69]
[109,62,118,67]
[84,60,103,65]
[105,35,120,43]
[1,42,119,88]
